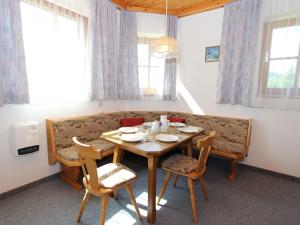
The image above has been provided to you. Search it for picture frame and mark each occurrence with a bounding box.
[205,46,220,62]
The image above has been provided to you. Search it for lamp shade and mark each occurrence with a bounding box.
[151,36,178,59]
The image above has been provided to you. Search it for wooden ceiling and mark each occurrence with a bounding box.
[112,0,234,17]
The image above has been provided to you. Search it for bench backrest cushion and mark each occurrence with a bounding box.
[47,111,251,164]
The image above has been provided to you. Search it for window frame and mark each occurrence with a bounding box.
[137,37,165,96]
[259,17,300,98]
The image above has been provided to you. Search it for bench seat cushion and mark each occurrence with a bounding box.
[193,135,245,154]
[57,139,114,161]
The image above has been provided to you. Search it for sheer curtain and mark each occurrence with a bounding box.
[0,0,29,106]
[90,0,119,100]
[137,13,166,98]
[21,0,89,104]
[254,0,300,110]
[217,0,300,110]
[117,10,140,100]
[163,16,177,101]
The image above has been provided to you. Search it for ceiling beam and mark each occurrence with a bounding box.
[176,0,234,17]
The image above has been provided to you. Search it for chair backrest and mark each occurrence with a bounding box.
[73,137,102,191]
[196,131,216,173]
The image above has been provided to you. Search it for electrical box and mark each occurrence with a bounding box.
[11,121,40,156]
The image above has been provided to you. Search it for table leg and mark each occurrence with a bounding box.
[147,155,157,224]
[113,145,122,163]
[187,142,193,157]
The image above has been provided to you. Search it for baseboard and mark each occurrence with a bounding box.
[239,163,300,182]
[0,173,60,200]
[210,155,300,182]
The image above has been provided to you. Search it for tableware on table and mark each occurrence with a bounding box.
[143,122,153,128]
[160,120,170,133]
[120,133,144,142]
[118,127,139,134]
[155,134,179,142]
[160,115,168,122]
[151,120,160,134]
[178,126,202,133]
[169,122,186,127]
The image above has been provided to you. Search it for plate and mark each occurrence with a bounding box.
[169,122,186,127]
[155,134,179,142]
[118,127,139,134]
[120,134,144,142]
[178,126,201,133]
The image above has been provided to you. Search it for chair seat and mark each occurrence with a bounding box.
[162,154,198,175]
[84,163,136,189]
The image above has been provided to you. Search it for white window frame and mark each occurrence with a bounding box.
[259,17,300,97]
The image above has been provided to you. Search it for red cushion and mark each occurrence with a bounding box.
[168,117,186,123]
[120,117,145,127]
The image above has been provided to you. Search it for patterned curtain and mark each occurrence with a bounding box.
[163,16,177,101]
[216,0,262,106]
[117,10,140,100]
[90,0,119,100]
[0,0,29,106]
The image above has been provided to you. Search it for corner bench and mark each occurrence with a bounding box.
[46,111,251,189]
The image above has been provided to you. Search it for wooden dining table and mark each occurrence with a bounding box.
[100,126,204,224]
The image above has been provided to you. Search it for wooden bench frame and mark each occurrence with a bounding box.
[46,119,114,190]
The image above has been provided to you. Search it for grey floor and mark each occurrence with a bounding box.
[0,155,299,225]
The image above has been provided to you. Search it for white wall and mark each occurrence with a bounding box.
[1,8,300,194]
[0,100,189,194]
[0,102,113,193]
[177,8,300,178]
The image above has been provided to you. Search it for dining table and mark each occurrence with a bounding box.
[100,125,204,224]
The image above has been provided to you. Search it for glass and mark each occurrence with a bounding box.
[150,55,165,67]
[149,67,164,89]
[138,66,148,88]
[138,44,149,66]
[270,25,300,58]
[267,59,297,88]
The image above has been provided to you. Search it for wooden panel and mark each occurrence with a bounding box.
[112,0,235,17]
[176,0,234,17]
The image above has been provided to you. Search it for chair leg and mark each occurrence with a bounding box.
[157,171,172,205]
[126,184,141,220]
[199,176,209,201]
[77,189,90,223]
[100,195,109,225]
[187,178,198,223]
[173,174,179,187]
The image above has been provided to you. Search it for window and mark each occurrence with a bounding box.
[21,0,89,104]
[138,38,165,96]
[260,18,300,97]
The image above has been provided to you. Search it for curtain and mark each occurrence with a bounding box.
[0,0,29,106]
[163,16,177,101]
[117,11,140,100]
[217,0,300,110]
[90,0,119,100]
[216,0,262,106]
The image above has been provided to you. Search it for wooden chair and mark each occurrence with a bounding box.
[73,137,141,225]
[157,131,216,223]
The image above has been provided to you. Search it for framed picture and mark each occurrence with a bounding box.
[205,46,220,62]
